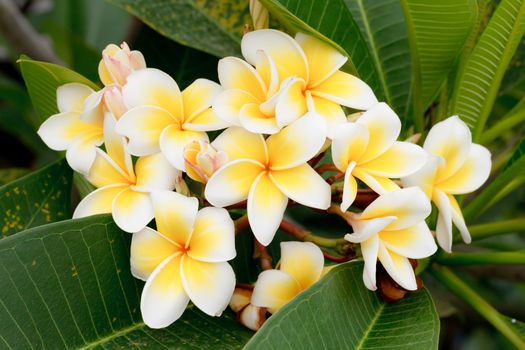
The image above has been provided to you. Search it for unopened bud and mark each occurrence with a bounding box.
[229,287,252,313]
[174,174,191,197]
[239,304,267,331]
[98,42,146,86]
[249,0,269,30]
[347,111,364,122]
[404,133,422,144]
[184,141,228,183]
[103,86,127,119]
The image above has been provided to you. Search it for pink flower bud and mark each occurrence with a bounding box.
[103,86,127,119]
[184,141,228,183]
[98,42,146,86]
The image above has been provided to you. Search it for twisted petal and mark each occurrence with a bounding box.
[275,77,307,128]
[424,115,471,182]
[361,235,379,291]
[181,256,236,317]
[345,216,396,243]
[205,159,264,207]
[247,172,288,246]
[240,103,280,134]
[448,194,471,244]
[123,68,183,119]
[310,70,377,110]
[160,125,208,170]
[377,243,417,290]
[267,113,326,170]
[87,149,131,188]
[280,241,324,290]
[437,144,491,194]
[218,57,266,101]
[57,83,93,113]
[310,96,346,139]
[295,32,347,87]
[140,254,189,329]
[65,132,102,175]
[341,162,358,211]
[112,187,154,233]
[254,50,279,96]
[73,184,128,218]
[116,106,174,156]
[352,168,400,195]
[270,164,331,209]
[211,127,267,163]
[151,191,198,247]
[251,269,301,314]
[134,153,178,191]
[331,122,369,171]
[104,112,133,175]
[379,222,437,259]
[433,189,453,252]
[242,29,308,82]
[188,207,236,262]
[356,103,401,163]
[131,227,180,281]
[360,187,431,231]
[212,89,258,126]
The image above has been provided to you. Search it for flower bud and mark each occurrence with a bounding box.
[103,86,127,119]
[229,287,252,313]
[98,42,146,86]
[174,174,191,197]
[184,141,228,183]
[249,0,269,30]
[239,304,267,331]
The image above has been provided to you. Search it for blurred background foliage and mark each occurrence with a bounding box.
[0,0,524,349]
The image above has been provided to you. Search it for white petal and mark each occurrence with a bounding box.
[352,168,400,195]
[211,126,268,164]
[331,122,369,171]
[239,103,280,134]
[112,188,154,233]
[65,132,102,175]
[361,235,379,291]
[247,172,288,246]
[160,125,209,170]
[180,257,236,317]
[37,112,94,151]
[182,78,223,121]
[56,83,93,113]
[360,141,427,178]
[280,241,324,289]
[212,89,258,126]
[448,194,471,244]
[73,184,128,218]
[433,189,453,252]
[401,155,440,199]
[251,269,300,314]
[341,163,358,211]
[275,77,307,128]
[134,153,179,191]
[310,96,346,139]
[380,222,437,259]
[345,216,396,243]
[217,57,266,101]
[377,243,418,290]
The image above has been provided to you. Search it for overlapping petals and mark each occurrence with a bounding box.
[251,241,324,313]
[205,114,331,245]
[344,187,436,291]
[117,69,227,170]
[402,116,491,252]
[131,191,236,328]
[332,103,427,211]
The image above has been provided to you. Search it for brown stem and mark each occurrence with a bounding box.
[315,163,338,174]
[235,215,250,234]
[308,151,326,168]
[326,172,345,185]
[226,200,247,209]
[255,241,273,270]
[236,283,254,291]
[323,252,353,263]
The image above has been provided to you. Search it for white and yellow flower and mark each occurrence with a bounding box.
[131,191,236,328]
[183,140,228,183]
[239,29,378,137]
[73,115,179,233]
[115,68,228,170]
[205,114,331,245]
[98,42,146,87]
[37,83,105,174]
[251,241,324,313]
[331,103,427,211]
[344,187,437,291]
[402,116,491,252]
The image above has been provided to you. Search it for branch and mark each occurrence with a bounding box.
[0,0,63,64]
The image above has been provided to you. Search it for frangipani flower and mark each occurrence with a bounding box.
[251,241,324,313]
[98,42,146,87]
[331,103,428,211]
[131,191,236,328]
[402,116,491,252]
[184,140,228,183]
[73,115,179,233]
[116,68,228,170]
[38,83,105,175]
[344,187,437,291]
[205,114,331,245]
[240,29,378,137]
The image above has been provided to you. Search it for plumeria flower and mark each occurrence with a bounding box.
[205,114,331,245]
[38,83,105,175]
[115,68,228,170]
[402,116,491,252]
[331,103,428,211]
[344,187,437,291]
[251,241,325,314]
[73,115,179,233]
[98,42,146,87]
[184,140,228,183]
[240,29,378,137]
[131,191,236,328]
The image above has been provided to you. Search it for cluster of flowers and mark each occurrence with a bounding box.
[37,30,491,329]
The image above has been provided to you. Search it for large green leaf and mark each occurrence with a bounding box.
[106,0,251,58]
[451,0,525,141]
[344,0,412,119]
[505,134,525,170]
[0,160,72,239]
[245,261,440,349]
[18,57,98,124]
[0,215,253,349]
[259,0,384,98]
[401,0,477,130]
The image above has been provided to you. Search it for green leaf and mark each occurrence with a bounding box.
[401,0,477,130]
[0,215,253,349]
[505,134,525,170]
[0,168,31,186]
[245,261,440,349]
[481,97,525,144]
[106,0,251,58]
[344,0,412,120]
[18,56,98,124]
[0,160,72,239]
[260,0,384,97]
[450,0,525,141]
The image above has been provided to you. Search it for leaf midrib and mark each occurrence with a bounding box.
[76,322,145,350]
[354,302,385,350]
